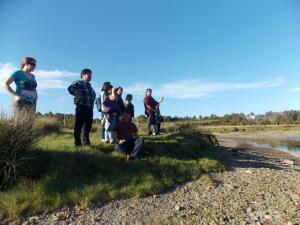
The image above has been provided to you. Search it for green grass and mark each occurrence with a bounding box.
[153,121,300,134]
[0,129,225,221]
[203,124,300,133]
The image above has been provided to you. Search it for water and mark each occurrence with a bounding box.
[244,135,300,156]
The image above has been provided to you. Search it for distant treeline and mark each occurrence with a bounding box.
[37,110,300,126]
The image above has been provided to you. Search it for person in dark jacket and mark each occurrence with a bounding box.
[68,68,96,146]
[116,87,125,119]
[124,94,134,121]
[143,88,163,135]
[113,112,143,160]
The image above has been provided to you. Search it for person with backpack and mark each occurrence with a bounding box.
[68,68,96,146]
[143,88,164,136]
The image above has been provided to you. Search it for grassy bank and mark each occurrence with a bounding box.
[0,128,225,221]
[203,124,300,133]
[152,121,300,134]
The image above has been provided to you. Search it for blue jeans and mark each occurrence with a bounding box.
[100,112,105,140]
[105,114,116,141]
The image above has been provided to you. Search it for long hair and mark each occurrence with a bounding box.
[101,82,113,92]
[20,57,36,69]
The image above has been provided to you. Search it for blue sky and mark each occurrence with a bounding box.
[1,0,300,117]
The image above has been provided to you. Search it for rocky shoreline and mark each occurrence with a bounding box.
[15,136,300,225]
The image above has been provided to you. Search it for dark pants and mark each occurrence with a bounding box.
[115,138,144,159]
[157,123,161,134]
[74,105,93,146]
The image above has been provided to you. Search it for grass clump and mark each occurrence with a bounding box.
[0,129,225,221]
[0,114,35,190]
[33,117,62,136]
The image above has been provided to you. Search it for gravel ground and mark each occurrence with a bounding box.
[15,138,300,225]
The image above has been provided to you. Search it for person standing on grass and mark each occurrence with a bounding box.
[68,68,96,146]
[124,94,134,121]
[102,87,120,143]
[113,112,144,160]
[143,88,164,135]
[116,86,125,119]
[4,57,38,115]
[97,81,113,142]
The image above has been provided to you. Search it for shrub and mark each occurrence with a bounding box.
[0,114,35,189]
[33,117,61,136]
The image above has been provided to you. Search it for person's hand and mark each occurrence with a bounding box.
[74,95,80,103]
[14,95,21,101]
[73,91,80,103]
[119,139,125,144]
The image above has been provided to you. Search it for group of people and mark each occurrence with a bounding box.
[4,57,164,160]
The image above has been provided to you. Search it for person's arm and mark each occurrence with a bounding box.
[133,124,139,138]
[158,96,164,104]
[112,123,124,143]
[68,82,80,102]
[4,75,20,101]
[132,104,134,118]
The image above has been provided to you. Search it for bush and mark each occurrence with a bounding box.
[33,117,62,136]
[0,114,35,189]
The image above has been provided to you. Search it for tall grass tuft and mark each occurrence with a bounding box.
[33,117,62,136]
[0,113,35,190]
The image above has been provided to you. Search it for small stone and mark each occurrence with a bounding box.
[282,159,295,165]
[175,205,181,211]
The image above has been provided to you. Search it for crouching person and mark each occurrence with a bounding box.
[113,112,144,160]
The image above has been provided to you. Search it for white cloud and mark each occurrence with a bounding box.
[0,62,77,93]
[124,77,284,99]
[124,82,151,95]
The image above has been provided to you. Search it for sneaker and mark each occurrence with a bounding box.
[126,155,135,160]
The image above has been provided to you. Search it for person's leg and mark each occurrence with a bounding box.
[147,115,152,135]
[129,138,144,158]
[157,122,161,135]
[82,107,93,145]
[152,124,158,135]
[100,112,105,141]
[74,105,84,146]
[107,116,116,143]
[115,143,128,153]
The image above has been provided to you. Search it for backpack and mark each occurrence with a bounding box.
[95,96,102,112]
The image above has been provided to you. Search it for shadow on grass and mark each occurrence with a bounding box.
[20,132,225,194]
[0,132,225,220]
